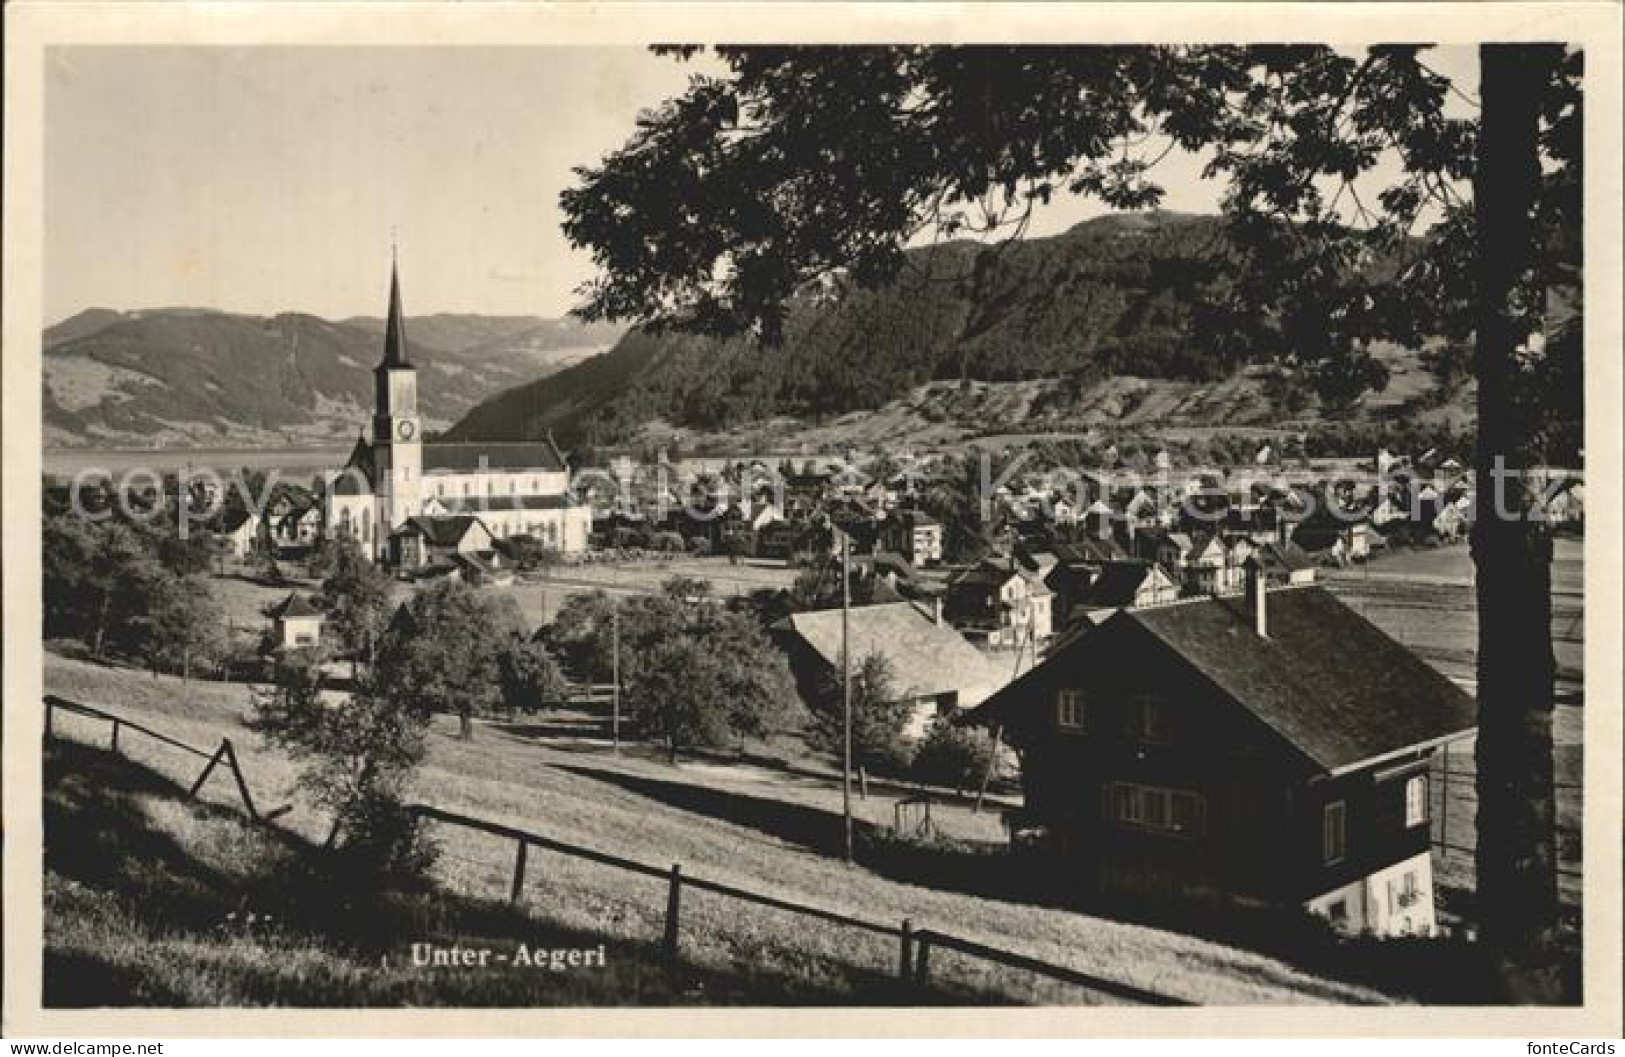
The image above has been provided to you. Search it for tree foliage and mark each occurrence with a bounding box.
[807,650,916,775]
[318,535,395,669]
[560,43,1585,981]
[561,45,1579,412]
[373,578,527,741]
[496,634,568,714]
[248,651,435,877]
[911,718,1002,794]
[547,586,802,761]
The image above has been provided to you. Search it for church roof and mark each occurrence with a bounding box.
[379,259,411,370]
[325,435,375,495]
[423,439,569,473]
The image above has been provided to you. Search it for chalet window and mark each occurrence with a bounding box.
[1322,800,1348,864]
[1055,689,1085,730]
[1104,782,1206,837]
[1393,869,1423,911]
[1405,774,1429,827]
[1134,695,1171,743]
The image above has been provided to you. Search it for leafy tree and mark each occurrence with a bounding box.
[911,718,1001,795]
[504,534,562,574]
[807,650,914,775]
[374,578,522,741]
[248,651,434,875]
[252,515,284,584]
[318,536,395,674]
[141,571,227,690]
[561,44,1582,983]
[551,588,799,761]
[42,516,165,658]
[661,573,713,600]
[305,536,338,580]
[623,603,800,763]
[497,634,568,715]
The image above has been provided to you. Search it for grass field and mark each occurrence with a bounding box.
[44,651,1397,1007]
[210,556,800,636]
[1323,538,1586,913]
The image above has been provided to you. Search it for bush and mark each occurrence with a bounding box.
[911,719,1001,793]
[326,789,440,886]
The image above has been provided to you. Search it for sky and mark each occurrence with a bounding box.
[45,45,1478,327]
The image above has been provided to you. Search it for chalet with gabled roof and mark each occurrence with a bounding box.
[966,571,1475,938]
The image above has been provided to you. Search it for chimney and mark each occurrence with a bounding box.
[1245,559,1267,638]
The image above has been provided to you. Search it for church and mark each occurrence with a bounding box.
[321,261,593,565]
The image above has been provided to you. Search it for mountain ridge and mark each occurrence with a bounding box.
[43,308,625,448]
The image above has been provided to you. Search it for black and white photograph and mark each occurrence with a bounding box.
[4,0,1620,1038]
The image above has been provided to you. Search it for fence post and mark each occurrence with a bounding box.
[45,699,55,741]
[110,719,120,755]
[1438,745,1449,851]
[187,741,229,800]
[913,934,932,986]
[221,739,260,820]
[898,918,913,980]
[663,864,683,962]
[510,839,529,904]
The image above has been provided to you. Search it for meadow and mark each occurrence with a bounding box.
[44,651,1395,1007]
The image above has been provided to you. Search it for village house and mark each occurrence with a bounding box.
[966,571,1476,938]
[1247,542,1319,586]
[1059,560,1182,622]
[211,508,261,561]
[772,601,1011,739]
[944,558,1055,650]
[274,500,322,552]
[267,592,324,652]
[388,514,496,570]
[885,509,944,567]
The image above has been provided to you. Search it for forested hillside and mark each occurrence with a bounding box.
[445,212,1342,448]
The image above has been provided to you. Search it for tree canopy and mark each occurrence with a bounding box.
[563,45,1580,435]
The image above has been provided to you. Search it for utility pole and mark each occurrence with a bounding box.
[611,563,621,752]
[840,526,853,863]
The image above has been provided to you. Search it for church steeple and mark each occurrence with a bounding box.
[380,246,411,369]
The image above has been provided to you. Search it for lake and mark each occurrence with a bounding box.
[44,445,351,483]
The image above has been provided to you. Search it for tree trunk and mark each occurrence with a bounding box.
[1471,43,1562,991]
[93,589,111,657]
[459,709,474,742]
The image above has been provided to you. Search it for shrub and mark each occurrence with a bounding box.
[911,719,1002,794]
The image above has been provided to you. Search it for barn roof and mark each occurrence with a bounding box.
[970,585,1475,774]
[773,601,1010,707]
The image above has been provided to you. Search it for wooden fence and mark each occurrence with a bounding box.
[44,694,289,822]
[1430,750,1584,884]
[44,693,1187,1006]
[407,802,1189,1006]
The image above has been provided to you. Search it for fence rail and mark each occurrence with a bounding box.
[44,694,282,821]
[408,800,1192,1005]
[41,694,1189,1006]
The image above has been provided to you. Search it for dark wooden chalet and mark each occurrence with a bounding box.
[966,573,1475,937]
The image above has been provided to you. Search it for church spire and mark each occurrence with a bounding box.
[380,245,411,369]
